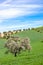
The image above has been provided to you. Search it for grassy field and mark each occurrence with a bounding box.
[0,29,43,65]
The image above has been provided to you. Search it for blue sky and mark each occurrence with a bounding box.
[0,0,43,32]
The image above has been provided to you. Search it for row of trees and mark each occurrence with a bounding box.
[0,26,43,39]
[0,28,31,38]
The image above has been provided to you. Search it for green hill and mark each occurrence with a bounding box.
[0,29,43,65]
[35,26,43,33]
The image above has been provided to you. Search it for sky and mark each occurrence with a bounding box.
[0,0,43,32]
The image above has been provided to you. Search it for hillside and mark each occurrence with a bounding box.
[35,26,43,33]
[0,29,43,65]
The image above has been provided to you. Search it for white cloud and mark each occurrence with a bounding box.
[0,20,43,32]
[0,0,43,32]
[0,0,43,22]
[0,8,39,19]
[3,0,12,4]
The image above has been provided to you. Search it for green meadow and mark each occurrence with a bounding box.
[0,28,43,65]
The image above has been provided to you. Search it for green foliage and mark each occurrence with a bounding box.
[0,29,43,65]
